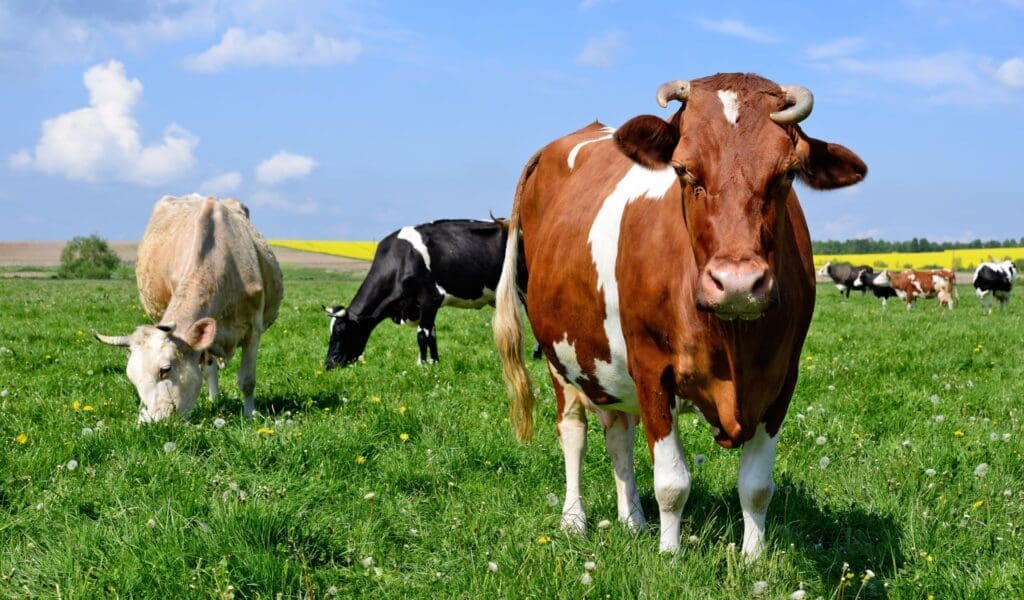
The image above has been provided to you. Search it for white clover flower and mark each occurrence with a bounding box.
[687,535,699,545]
[361,556,374,569]
[487,561,498,573]
[819,457,830,469]
[864,569,875,580]
[815,436,827,446]
[364,492,376,501]
[597,519,612,530]
[827,384,835,391]
[147,518,157,529]
[163,442,176,453]
[213,418,226,429]
[752,581,768,597]
[974,463,989,478]
[580,573,592,585]
[925,469,937,477]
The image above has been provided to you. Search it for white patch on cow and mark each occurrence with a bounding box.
[738,423,779,562]
[441,286,496,309]
[717,90,740,125]
[651,413,690,553]
[604,413,646,531]
[398,226,431,270]
[587,163,676,406]
[553,333,585,384]
[550,366,588,533]
[567,126,616,171]
[835,284,848,293]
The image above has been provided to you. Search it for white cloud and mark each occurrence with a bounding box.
[574,32,628,69]
[697,18,780,44]
[248,190,319,215]
[200,172,243,196]
[830,51,978,87]
[990,57,1024,88]
[256,151,317,184]
[579,0,616,10]
[806,37,867,60]
[10,60,197,185]
[184,27,362,73]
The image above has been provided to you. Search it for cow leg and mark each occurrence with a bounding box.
[637,381,690,553]
[600,411,646,531]
[205,361,219,402]
[238,334,260,418]
[880,296,888,309]
[549,364,588,533]
[738,423,780,562]
[416,293,443,364]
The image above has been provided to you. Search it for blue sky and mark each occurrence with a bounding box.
[2,1,1023,242]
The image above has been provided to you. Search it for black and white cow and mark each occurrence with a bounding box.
[973,260,1016,314]
[323,219,528,368]
[818,262,873,298]
[852,267,897,309]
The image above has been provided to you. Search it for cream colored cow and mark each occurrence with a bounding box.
[96,194,283,422]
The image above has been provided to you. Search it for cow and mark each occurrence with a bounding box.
[492,73,866,561]
[852,268,897,308]
[973,260,1016,313]
[324,219,529,369]
[818,262,873,298]
[873,269,955,310]
[95,195,283,422]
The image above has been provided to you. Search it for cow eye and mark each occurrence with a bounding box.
[158,365,171,380]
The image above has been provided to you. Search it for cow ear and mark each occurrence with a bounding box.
[183,318,217,351]
[614,115,680,169]
[796,134,867,190]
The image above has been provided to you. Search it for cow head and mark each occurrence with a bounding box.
[873,270,891,287]
[613,73,866,320]
[323,305,371,369]
[94,319,217,422]
[817,262,833,278]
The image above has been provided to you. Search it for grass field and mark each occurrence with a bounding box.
[2,269,1022,598]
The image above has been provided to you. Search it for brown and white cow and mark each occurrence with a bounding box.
[95,195,283,422]
[874,269,956,310]
[493,73,866,560]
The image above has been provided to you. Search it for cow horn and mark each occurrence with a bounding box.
[656,80,691,108]
[93,331,131,347]
[770,85,814,124]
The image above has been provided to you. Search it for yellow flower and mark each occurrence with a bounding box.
[257,427,275,435]
[372,395,381,403]
[926,555,934,563]
[355,455,367,465]
[315,369,323,376]
[15,433,28,444]
[83,405,94,412]
[536,535,551,545]
[399,405,407,414]
[954,430,964,437]
[972,500,985,509]
[72,400,81,410]
[399,433,409,442]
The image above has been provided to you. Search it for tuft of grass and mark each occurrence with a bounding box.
[1,273,1022,597]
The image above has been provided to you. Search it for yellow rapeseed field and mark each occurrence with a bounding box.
[814,247,1024,271]
[271,240,378,261]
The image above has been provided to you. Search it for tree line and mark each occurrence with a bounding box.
[812,237,1024,255]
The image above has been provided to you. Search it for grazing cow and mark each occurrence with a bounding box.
[493,73,866,560]
[95,195,283,422]
[973,261,1016,313]
[852,268,897,308]
[818,262,873,298]
[874,269,956,310]
[324,219,528,368]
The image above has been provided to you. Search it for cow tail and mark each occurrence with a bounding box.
[493,151,541,442]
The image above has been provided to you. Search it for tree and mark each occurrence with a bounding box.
[58,235,122,279]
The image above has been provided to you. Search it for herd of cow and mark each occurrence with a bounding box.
[88,72,1015,563]
[818,260,1017,312]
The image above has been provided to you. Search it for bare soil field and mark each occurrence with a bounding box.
[0,241,369,274]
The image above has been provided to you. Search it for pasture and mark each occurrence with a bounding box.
[1,269,1022,598]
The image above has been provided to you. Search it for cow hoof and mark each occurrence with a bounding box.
[658,539,680,554]
[560,512,587,534]
[621,513,648,533]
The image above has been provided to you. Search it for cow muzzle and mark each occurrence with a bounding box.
[696,258,777,320]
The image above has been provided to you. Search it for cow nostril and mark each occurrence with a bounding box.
[752,272,769,295]
[708,271,726,292]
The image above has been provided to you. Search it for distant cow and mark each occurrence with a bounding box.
[874,269,955,310]
[852,268,897,308]
[818,262,872,298]
[324,219,527,368]
[494,73,866,560]
[973,261,1016,313]
[95,195,283,422]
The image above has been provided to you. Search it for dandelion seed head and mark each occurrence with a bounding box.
[213,418,226,429]
[584,561,596,571]
[361,556,374,569]
[163,442,176,453]
[597,519,612,530]
[815,435,827,446]
[932,415,945,424]
[930,394,940,405]
[364,492,376,501]
[974,463,989,478]
[990,433,999,442]
[789,590,807,600]
[487,561,498,573]
[819,456,831,469]
[687,535,699,544]
[1002,433,1012,442]
[902,439,911,448]
[0,389,8,398]
[146,518,157,529]
[546,492,559,507]
[327,586,338,596]
[925,469,937,477]
[580,572,592,585]
[752,581,768,597]
[66,459,78,471]
[81,427,93,436]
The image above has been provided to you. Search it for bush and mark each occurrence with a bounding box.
[58,235,123,279]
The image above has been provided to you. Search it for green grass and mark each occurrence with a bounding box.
[1,270,1022,598]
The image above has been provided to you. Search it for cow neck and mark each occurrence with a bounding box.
[345,265,403,326]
